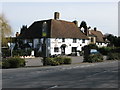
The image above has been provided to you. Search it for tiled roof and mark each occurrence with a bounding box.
[18,19,88,39]
[51,19,88,39]
[89,30,109,43]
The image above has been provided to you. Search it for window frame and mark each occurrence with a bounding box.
[54,47,59,52]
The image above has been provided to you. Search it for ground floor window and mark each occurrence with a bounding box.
[72,47,77,52]
[82,39,85,43]
[54,47,59,52]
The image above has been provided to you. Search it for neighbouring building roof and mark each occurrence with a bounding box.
[89,30,109,43]
[18,19,88,39]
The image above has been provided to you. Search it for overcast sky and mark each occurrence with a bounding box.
[0,1,118,36]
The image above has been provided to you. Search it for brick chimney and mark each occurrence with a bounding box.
[54,12,60,20]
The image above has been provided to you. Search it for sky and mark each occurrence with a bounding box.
[0,0,118,36]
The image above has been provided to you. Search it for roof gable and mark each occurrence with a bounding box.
[90,30,105,42]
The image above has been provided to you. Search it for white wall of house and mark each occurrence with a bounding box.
[96,42,108,47]
[50,38,89,55]
[25,38,89,56]
[33,39,39,48]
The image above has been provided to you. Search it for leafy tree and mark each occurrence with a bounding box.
[105,34,120,47]
[79,21,88,35]
[87,44,98,49]
[0,14,12,46]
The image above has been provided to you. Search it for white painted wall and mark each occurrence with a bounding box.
[96,42,108,47]
[33,39,39,48]
[50,38,89,55]
[24,38,90,56]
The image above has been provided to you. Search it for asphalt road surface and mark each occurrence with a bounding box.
[2,60,119,89]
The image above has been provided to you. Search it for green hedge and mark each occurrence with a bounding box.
[63,57,72,64]
[98,47,113,55]
[98,47,120,55]
[42,57,72,66]
[84,53,103,63]
[12,49,32,57]
[107,53,120,60]
[2,57,25,68]
[2,49,11,58]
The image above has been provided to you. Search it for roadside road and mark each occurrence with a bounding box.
[2,60,119,88]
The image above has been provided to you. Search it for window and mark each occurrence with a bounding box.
[82,39,85,43]
[62,38,65,42]
[91,38,94,42]
[54,47,59,52]
[73,38,77,43]
[72,47,77,52]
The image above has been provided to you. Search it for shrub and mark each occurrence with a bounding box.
[85,53,103,63]
[63,57,72,64]
[2,57,25,68]
[42,57,60,66]
[2,59,10,69]
[107,53,120,60]
[42,57,72,66]
[42,58,53,65]
[50,60,59,66]
[12,49,32,57]
[88,44,98,49]
[98,47,113,55]
[2,49,11,58]
[54,57,64,64]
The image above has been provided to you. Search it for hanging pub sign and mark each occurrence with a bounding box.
[42,21,47,37]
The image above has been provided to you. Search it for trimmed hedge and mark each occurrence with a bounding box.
[84,53,103,63]
[63,57,72,64]
[42,57,72,66]
[54,57,64,65]
[107,53,120,60]
[2,57,25,68]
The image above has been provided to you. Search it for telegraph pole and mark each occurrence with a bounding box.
[0,20,2,61]
[42,21,47,66]
[43,37,47,66]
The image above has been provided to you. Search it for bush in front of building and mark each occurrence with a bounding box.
[86,53,103,63]
[107,53,120,60]
[2,49,11,58]
[12,49,32,57]
[87,44,98,49]
[2,57,25,68]
[54,57,64,64]
[98,47,113,55]
[63,57,72,64]
[42,57,59,66]
[42,57,72,66]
